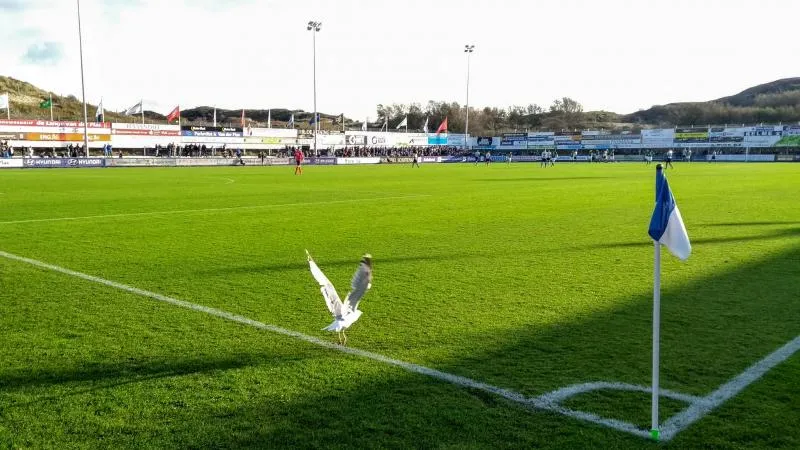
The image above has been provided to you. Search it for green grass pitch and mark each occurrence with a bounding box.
[0,162,798,448]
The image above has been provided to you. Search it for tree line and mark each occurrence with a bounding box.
[374,97,622,135]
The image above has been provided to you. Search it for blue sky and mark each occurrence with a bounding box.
[1,0,799,119]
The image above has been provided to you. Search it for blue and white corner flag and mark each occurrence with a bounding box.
[648,165,691,260]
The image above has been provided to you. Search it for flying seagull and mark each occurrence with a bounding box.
[306,250,372,346]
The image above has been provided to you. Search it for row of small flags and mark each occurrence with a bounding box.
[122,100,451,132]
[2,94,450,133]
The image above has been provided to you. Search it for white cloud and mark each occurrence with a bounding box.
[1,0,799,119]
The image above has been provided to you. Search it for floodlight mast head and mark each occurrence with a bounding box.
[464,44,475,53]
[308,21,321,32]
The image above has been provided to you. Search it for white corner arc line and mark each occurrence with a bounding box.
[1,249,797,443]
[0,194,430,226]
[535,381,703,406]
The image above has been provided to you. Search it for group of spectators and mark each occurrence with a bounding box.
[23,144,86,158]
[0,140,12,158]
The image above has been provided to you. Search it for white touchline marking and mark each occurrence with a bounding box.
[1,249,797,442]
[659,335,800,441]
[0,194,431,225]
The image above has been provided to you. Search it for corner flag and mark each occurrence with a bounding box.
[648,165,691,260]
[648,163,690,442]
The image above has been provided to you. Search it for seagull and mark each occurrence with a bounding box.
[306,250,372,346]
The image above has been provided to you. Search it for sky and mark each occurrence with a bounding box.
[1,0,799,120]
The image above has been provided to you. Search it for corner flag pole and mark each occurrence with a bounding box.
[651,240,662,441]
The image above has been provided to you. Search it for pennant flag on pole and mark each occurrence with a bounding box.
[422,117,429,133]
[0,93,8,119]
[39,98,52,109]
[362,118,368,131]
[124,101,143,116]
[648,165,691,260]
[435,117,448,134]
[267,109,271,128]
[167,105,180,124]
[647,164,690,442]
[395,116,408,129]
[241,109,246,127]
[309,113,319,125]
[287,113,295,128]
[95,98,104,122]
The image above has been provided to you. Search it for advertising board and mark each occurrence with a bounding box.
[23,158,105,168]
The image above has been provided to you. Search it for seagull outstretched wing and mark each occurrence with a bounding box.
[345,254,372,313]
[306,250,343,318]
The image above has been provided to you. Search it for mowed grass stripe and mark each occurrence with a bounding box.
[0,194,430,225]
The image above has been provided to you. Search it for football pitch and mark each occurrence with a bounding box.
[1,162,798,448]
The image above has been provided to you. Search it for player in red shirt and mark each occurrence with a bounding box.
[294,149,304,175]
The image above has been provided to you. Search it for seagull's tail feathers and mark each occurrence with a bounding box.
[323,320,345,332]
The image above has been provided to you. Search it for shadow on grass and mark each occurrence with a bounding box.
[149,244,800,447]
[196,252,484,275]
[5,245,798,448]
[0,354,265,392]
[582,227,800,251]
[700,221,800,228]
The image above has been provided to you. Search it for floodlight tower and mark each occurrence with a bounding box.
[464,44,475,150]
[307,20,322,156]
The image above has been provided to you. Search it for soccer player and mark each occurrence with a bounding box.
[474,150,481,165]
[665,149,674,169]
[412,151,420,168]
[485,151,491,166]
[294,148,304,175]
[540,149,547,168]
[687,149,693,163]
[507,152,512,164]
[550,150,556,167]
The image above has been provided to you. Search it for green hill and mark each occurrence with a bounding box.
[624,78,800,126]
